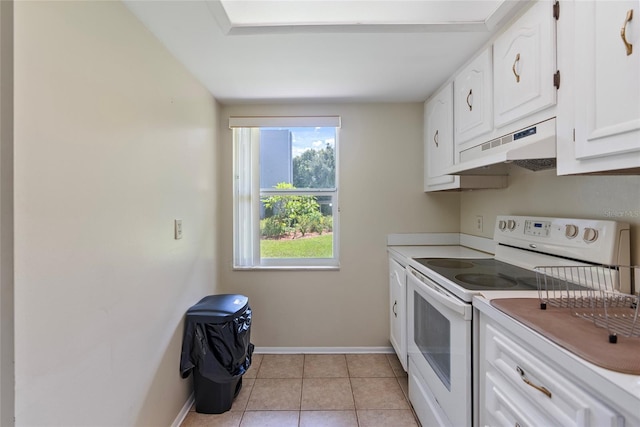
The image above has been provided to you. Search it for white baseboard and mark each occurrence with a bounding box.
[254,346,394,354]
[171,392,194,427]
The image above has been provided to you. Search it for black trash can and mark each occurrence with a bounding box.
[180,294,254,414]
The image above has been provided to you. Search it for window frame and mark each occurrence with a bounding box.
[231,116,340,270]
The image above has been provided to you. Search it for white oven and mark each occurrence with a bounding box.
[407,266,472,427]
[404,215,631,427]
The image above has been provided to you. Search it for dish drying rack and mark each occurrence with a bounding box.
[535,265,639,343]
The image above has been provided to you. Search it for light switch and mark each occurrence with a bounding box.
[174,219,183,240]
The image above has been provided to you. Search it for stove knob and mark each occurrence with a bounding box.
[498,220,507,231]
[565,224,579,239]
[583,227,599,243]
[507,219,516,231]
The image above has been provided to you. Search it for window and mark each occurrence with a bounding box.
[231,116,340,268]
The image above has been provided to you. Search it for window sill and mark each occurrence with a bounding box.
[232,265,340,271]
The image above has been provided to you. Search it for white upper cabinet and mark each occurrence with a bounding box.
[573,0,640,161]
[424,83,507,192]
[454,48,493,147]
[493,1,557,129]
[424,83,459,191]
[557,0,640,174]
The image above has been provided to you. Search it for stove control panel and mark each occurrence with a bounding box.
[494,215,631,266]
[524,219,551,237]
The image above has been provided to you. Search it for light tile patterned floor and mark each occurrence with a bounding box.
[180,353,419,427]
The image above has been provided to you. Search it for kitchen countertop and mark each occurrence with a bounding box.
[388,244,492,262]
[387,232,495,264]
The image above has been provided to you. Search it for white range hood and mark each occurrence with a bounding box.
[445,118,557,176]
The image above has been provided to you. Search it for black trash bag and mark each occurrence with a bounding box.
[180,296,254,383]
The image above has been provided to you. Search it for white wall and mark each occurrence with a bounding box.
[460,167,640,264]
[14,2,219,425]
[218,103,460,348]
[0,1,14,425]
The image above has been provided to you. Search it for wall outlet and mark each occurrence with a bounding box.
[475,215,483,232]
[174,219,183,240]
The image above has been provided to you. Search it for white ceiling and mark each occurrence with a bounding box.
[123,0,528,104]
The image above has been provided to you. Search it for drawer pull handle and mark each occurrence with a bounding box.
[433,130,439,147]
[512,53,521,83]
[466,89,473,111]
[621,9,633,56]
[392,301,397,318]
[516,366,552,398]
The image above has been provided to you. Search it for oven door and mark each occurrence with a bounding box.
[407,266,472,427]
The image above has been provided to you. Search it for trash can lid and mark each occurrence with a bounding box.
[186,294,249,322]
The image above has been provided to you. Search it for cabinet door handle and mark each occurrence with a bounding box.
[621,9,634,56]
[466,89,473,111]
[516,366,552,398]
[512,53,521,83]
[392,301,398,317]
[433,130,439,147]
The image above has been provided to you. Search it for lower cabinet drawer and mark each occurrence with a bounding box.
[408,358,452,427]
[485,370,555,427]
[484,323,622,427]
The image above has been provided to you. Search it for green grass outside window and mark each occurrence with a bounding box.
[260,234,333,258]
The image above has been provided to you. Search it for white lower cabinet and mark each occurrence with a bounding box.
[479,314,626,427]
[388,256,407,371]
[484,371,557,427]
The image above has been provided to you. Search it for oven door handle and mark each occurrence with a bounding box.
[409,268,472,320]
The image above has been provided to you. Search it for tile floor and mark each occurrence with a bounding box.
[180,353,419,427]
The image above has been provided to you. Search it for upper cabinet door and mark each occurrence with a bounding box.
[573,0,640,160]
[493,1,557,128]
[424,83,458,191]
[454,48,493,146]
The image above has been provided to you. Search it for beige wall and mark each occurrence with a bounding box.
[0,1,14,425]
[218,103,460,348]
[460,167,640,264]
[12,2,637,424]
[14,2,219,426]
